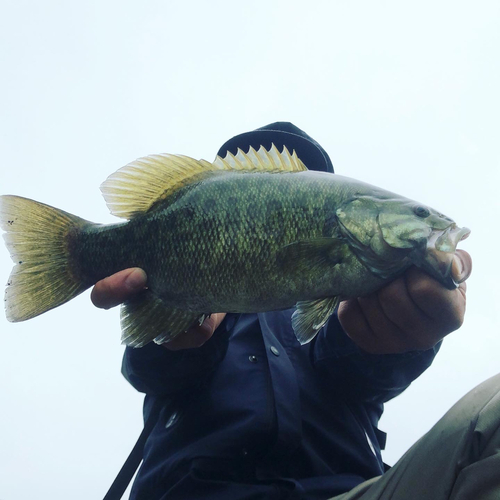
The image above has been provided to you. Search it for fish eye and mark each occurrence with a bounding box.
[413,205,430,218]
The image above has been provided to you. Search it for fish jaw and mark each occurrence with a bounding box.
[417,225,471,289]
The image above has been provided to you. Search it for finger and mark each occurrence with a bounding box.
[337,298,382,354]
[374,274,444,351]
[357,292,409,353]
[451,249,472,284]
[348,288,423,354]
[163,313,227,351]
[339,274,454,354]
[405,267,467,334]
[90,268,147,309]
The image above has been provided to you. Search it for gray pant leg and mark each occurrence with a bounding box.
[330,373,500,500]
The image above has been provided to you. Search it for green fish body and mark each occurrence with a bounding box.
[0,146,470,346]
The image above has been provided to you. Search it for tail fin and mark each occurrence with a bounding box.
[0,195,91,322]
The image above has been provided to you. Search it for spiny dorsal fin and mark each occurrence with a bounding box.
[213,144,307,173]
[101,145,307,219]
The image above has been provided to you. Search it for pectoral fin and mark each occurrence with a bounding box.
[120,291,203,347]
[292,296,340,345]
[278,238,347,275]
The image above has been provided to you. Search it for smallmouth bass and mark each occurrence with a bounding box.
[0,145,470,346]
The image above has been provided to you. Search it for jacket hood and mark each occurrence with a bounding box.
[217,122,334,173]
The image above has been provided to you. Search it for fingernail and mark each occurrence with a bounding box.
[125,269,147,291]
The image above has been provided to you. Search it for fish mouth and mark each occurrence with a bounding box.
[421,225,471,289]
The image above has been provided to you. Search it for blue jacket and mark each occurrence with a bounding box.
[123,311,438,499]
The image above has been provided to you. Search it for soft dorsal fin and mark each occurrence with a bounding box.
[100,144,307,219]
[100,154,214,219]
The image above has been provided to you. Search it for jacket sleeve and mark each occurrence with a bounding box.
[312,313,441,404]
[121,314,237,396]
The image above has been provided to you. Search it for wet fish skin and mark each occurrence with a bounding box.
[0,146,470,347]
[74,171,379,310]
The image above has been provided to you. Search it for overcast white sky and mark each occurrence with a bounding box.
[0,1,499,499]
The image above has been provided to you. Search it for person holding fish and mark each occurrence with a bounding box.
[1,123,498,499]
[90,124,498,500]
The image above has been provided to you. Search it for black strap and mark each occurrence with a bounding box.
[103,398,164,500]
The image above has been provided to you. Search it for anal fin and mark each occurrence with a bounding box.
[120,291,202,348]
[292,296,340,345]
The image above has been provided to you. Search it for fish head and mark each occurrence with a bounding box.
[336,195,471,288]
[377,199,471,288]
[414,223,471,289]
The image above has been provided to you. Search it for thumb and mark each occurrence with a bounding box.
[91,268,147,309]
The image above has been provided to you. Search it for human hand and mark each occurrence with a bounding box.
[91,268,226,350]
[163,313,226,351]
[337,250,472,354]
